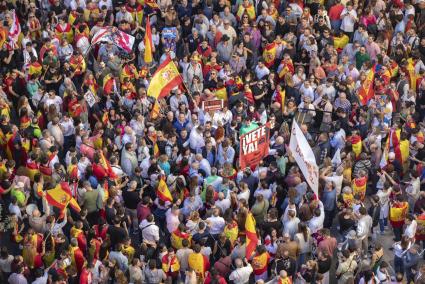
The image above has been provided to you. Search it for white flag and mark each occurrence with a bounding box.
[289,121,319,196]
[332,148,341,167]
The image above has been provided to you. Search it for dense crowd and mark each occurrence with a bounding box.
[1,0,425,283]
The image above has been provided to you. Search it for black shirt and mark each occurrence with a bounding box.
[107,225,128,246]
[122,189,141,210]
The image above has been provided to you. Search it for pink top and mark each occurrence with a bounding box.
[361,15,377,27]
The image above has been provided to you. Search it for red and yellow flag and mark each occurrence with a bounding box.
[278,60,294,79]
[144,16,153,64]
[99,151,118,180]
[103,74,115,95]
[214,86,227,101]
[406,58,417,92]
[352,176,367,201]
[26,159,39,182]
[188,252,209,279]
[245,212,258,259]
[171,229,192,250]
[150,100,160,120]
[390,202,408,223]
[147,56,182,100]
[120,64,139,83]
[263,42,277,68]
[157,178,173,203]
[252,252,269,275]
[127,4,143,25]
[28,62,42,76]
[237,4,256,20]
[68,164,79,181]
[357,65,375,106]
[278,90,286,112]
[45,182,81,212]
[351,134,362,158]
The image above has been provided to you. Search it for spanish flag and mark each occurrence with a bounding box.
[26,159,39,182]
[278,276,293,284]
[69,55,86,76]
[275,90,286,112]
[120,64,139,83]
[390,202,408,225]
[352,176,367,201]
[396,139,409,167]
[171,229,192,250]
[252,252,269,276]
[144,16,153,64]
[68,164,79,181]
[351,134,362,159]
[214,86,227,101]
[224,221,239,245]
[5,131,17,160]
[70,226,87,253]
[406,58,417,92]
[237,4,256,20]
[150,100,160,120]
[39,164,52,179]
[278,60,294,79]
[20,116,31,129]
[145,0,159,9]
[188,252,209,279]
[45,182,81,212]
[357,65,375,106]
[147,56,182,100]
[157,178,173,203]
[68,11,78,26]
[126,4,143,25]
[98,152,118,180]
[389,60,399,78]
[245,212,258,259]
[55,23,73,43]
[103,74,116,95]
[263,42,277,68]
[161,254,180,274]
[28,62,42,76]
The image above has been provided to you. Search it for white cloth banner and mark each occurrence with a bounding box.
[289,121,319,196]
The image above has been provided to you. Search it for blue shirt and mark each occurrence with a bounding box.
[173,119,189,136]
[322,189,337,211]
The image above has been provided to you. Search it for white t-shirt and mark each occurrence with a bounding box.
[206,216,225,235]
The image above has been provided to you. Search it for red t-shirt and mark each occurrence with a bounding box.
[328,4,344,21]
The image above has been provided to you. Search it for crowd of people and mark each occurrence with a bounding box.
[1,0,425,283]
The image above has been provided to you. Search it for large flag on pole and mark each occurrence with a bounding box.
[245,212,258,259]
[91,27,135,52]
[147,56,182,100]
[289,120,319,196]
[157,178,173,203]
[144,16,153,64]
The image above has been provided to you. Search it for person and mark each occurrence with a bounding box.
[0,1,424,283]
[229,258,253,284]
[356,206,372,258]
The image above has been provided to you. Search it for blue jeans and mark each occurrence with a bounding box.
[394,256,404,274]
[379,218,387,233]
[331,20,341,32]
